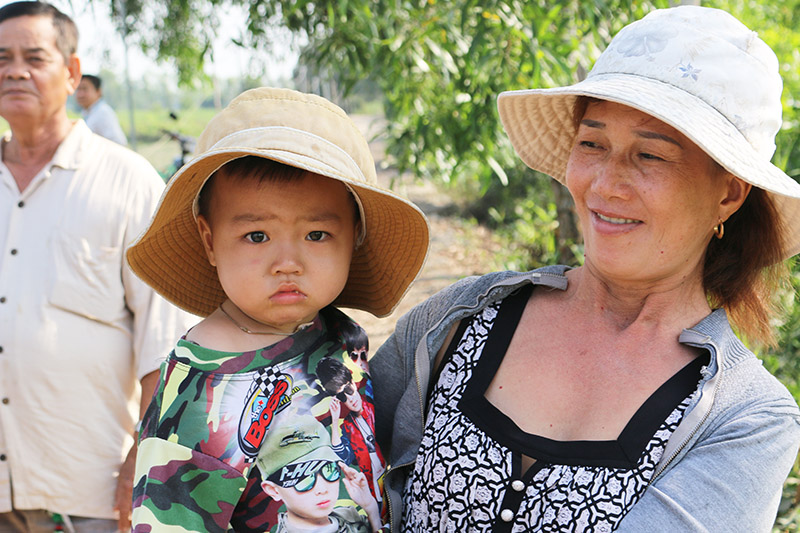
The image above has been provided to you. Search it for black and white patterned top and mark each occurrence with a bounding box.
[402,285,704,532]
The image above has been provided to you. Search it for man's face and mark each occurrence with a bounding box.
[75,78,100,109]
[0,15,79,125]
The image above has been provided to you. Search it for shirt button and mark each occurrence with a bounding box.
[17,201,24,208]
[0,297,5,303]
[1,398,8,405]
[0,346,4,353]
[500,509,514,522]
[9,249,17,255]
[511,480,525,492]
[0,454,5,461]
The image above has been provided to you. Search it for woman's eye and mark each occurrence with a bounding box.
[640,152,665,161]
[579,140,601,149]
[307,231,329,242]
[245,231,268,243]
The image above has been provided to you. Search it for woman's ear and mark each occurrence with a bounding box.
[719,174,752,222]
[196,215,217,267]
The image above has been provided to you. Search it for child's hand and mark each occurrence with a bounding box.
[339,462,382,532]
[329,397,342,422]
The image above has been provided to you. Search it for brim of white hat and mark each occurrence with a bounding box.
[127,142,429,318]
[498,72,800,259]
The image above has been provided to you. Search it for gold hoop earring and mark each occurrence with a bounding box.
[713,220,724,240]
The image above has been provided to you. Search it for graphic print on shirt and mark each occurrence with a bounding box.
[131,309,386,533]
[239,367,298,460]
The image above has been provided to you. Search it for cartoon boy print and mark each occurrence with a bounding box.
[257,415,382,532]
[316,357,385,503]
[339,321,370,378]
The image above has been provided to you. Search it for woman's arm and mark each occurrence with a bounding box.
[618,399,800,532]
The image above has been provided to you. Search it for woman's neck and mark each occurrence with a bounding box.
[566,264,712,334]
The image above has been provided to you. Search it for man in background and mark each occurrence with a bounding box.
[75,73,127,146]
[0,2,196,531]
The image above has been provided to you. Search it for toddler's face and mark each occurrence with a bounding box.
[197,171,357,331]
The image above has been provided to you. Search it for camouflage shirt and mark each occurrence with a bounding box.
[131,307,386,532]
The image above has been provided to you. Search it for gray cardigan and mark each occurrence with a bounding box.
[371,266,800,532]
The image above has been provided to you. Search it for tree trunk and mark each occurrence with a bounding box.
[550,180,580,264]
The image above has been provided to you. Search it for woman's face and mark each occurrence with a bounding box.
[565,100,749,287]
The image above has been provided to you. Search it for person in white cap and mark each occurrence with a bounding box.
[371,6,800,532]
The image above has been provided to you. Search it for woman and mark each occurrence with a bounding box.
[371,6,800,532]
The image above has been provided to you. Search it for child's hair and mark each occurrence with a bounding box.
[196,156,359,224]
[339,321,369,352]
[316,357,353,395]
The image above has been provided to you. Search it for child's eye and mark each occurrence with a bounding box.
[307,231,329,242]
[245,231,268,243]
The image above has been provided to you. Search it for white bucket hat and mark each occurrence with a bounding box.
[498,5,800,259]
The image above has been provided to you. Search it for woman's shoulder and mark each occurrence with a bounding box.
[686,310,798,416]
[428,265,571,309]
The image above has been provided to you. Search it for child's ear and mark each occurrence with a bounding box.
[261,480,282,502]
[196,215,217,267]
[354,220,364,249]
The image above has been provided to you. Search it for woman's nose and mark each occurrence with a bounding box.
[590,154,634,199]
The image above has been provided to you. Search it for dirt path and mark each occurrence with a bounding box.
[345,115,506,349]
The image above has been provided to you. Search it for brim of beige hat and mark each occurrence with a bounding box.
[498,72,800,259]
[126,134,429,318]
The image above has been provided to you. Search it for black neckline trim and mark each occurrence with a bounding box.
[457,284,705,469]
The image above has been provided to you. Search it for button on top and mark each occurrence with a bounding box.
[500,509,514,522]
[9,249,17,255]
[511,480,525,492]
[17,201,24,208]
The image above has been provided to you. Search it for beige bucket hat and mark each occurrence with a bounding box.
[498,5,800,259]
[127,87,429,318]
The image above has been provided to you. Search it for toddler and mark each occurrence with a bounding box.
[126,87,429,532]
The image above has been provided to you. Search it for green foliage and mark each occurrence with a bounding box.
[110,0,220,86]
[764,260,800,531]
[117,106,216,142]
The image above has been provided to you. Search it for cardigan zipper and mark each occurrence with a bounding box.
[650,336,722,481]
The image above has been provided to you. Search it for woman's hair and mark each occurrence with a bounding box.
[703,186,787,346]
[571,96,788,346]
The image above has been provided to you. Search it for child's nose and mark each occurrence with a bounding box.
[270,243,303,275]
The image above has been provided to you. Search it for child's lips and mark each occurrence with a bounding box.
[270,285,306,304]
